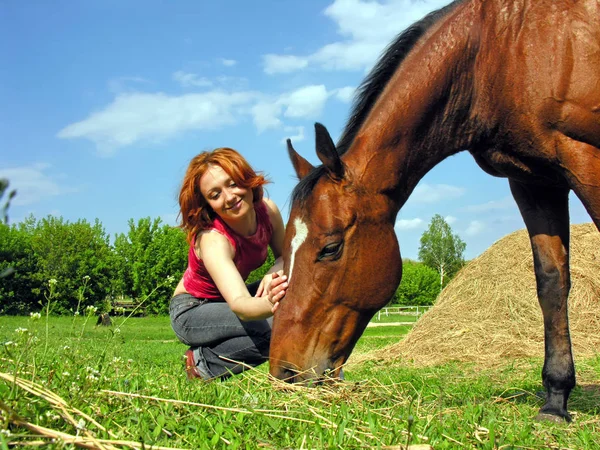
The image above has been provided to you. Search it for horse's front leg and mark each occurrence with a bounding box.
[509,180,575,422]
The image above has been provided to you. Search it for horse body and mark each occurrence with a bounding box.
[270,0,600,421]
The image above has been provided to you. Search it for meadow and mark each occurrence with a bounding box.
[1,313,599,449]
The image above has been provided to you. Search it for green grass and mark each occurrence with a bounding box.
[1,314,599,449]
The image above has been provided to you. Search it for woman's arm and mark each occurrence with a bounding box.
[264,198,285,260]
[255,199,288,305]
[199,231,286,321]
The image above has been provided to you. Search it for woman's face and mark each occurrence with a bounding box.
[199,164,253,221]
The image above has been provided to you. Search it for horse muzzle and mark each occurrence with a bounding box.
[270,357,345,384]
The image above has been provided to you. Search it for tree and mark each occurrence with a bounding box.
[392,260,440,306]
[0,223,40,314]
[418,214,466,289]
[112,218,186,314]
[27,215,114,314]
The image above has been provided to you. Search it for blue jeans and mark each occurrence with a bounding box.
[169,282,272,379]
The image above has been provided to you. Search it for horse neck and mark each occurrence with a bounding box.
[345,2,480,213]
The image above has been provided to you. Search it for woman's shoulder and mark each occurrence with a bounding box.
[196,228,235,259]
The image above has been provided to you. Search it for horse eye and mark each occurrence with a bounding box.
[318,242,343,261]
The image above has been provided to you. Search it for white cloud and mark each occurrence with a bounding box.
[410,183,466,203]
[465,220,485,236]
[263,54,309,74]
[172,71,213,88]
[282,126,305,144]
[58,91,259,155]
[461,196,516,212]
[282,85,328,119]
[395,218,424,230]
[215,76,249,90]
[445,215,457,225]
[220,58,237,67]
[311,40,385,71]
[0,163,75,206]
[334,86,356,103]
[263,0,451,74]
[252,85,329,133]
[252,102,283,132]
[58,83,331,153]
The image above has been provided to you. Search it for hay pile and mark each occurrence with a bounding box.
[373,223,600,367]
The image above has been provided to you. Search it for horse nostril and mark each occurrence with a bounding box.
[280,367,297,383]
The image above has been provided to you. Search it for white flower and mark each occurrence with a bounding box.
[1,429,12,436]
[45,410,60,421]
[74,311,80,316]
[49,278,57,285]
[85,305,98,315]
[114,328,121,334]
[30,312,41,320]
[3,341,17,348]
[76,419,86,430]
[62,371,70,376]
[15,327,28,335]
[63,345,70,351]
[83,275,90,280]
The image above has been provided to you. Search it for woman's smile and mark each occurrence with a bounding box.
[227,198,243,211]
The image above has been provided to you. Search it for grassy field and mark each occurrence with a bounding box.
[1,314,599,449]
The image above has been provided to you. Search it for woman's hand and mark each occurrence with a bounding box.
[257,270,288,313]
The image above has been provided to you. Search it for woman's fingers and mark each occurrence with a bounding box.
[269,276,288,304]
[266,270,288,307]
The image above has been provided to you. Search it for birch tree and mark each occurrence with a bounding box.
[418,214,466,289]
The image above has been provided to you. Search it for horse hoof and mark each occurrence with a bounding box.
[534,412,571,423]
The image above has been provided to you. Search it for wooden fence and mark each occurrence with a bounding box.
[374,305,431,321]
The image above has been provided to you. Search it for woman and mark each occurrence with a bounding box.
[170,148,288,380]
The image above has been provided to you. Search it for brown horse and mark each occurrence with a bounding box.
[269,0,600,422]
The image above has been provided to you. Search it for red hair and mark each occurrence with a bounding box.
[178,148,269,243]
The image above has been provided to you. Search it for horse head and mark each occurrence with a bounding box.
[269,123,403,382]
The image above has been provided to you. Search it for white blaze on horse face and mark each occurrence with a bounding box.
[288,217,308,283]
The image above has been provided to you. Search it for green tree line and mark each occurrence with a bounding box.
[0,212,466,315]
[0,215,187,315]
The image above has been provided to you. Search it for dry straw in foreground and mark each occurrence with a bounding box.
[372,223,600,368]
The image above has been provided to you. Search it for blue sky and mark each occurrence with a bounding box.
[1,0,592,260]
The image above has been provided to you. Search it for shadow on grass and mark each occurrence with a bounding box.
[496,382,600,417]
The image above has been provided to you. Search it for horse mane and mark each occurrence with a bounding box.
[337,0,463,155]
[292,0,463,204]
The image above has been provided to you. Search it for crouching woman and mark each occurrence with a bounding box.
[170,148,287,380]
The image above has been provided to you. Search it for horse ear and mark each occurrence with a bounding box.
[315,123,344,180]
[287,139,314,180]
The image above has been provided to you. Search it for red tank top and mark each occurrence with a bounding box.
[183,201,273,300]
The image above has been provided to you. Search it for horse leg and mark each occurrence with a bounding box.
[557,143,600,230]
[509,180,574,422]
